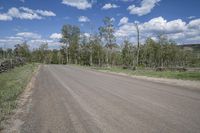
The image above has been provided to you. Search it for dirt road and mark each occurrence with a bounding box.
[20,65,200,133]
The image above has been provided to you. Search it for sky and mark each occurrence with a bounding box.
[0,0,200,49]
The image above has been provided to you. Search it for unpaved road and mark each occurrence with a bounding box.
[20,65,200,133]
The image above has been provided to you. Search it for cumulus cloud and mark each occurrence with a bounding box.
[128,0,161,16]
[62,0,92,10]
[83,33,90,37]
[6,36,23,40]
[188,16,196,19]
[121,0,134,2]
[50,33,62,39]
[119,17,129,25]
[16,32,41,39]
[0,36,62,49]
[102,3,119,10]
[0,31,63,49]
[78,16,90,22]
[28,39,62,49]
[115,16,200,44]
[0,7,56,21]
[111,17,115,22]
[0,38,23,49]
[35,10,56,16]
[18,7,56,17]
[141,17,186,34]
[80,32,90,40]
[187,19,200,29]
[8,7,42,20]
[0,13,13,21]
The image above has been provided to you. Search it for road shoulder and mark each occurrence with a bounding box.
[97,69,200,90]
[1,65,41,133]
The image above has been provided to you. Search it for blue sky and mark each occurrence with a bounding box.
[0,0,200,49]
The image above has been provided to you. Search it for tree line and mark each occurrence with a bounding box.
[0,17,199,68]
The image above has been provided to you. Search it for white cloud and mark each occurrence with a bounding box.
[16,32,41,39]
[119,17,129,25]
[78,16,90,22]
[141,17,186,34]
[6,36,23,40]
[50,33,62,39]
[111,17,115,22]
[188,16,196,19]
[0,39,23,49]
[8,7,42,20]
[81,32,90,39]
[35,10,56,16]
[62,0,92,10]
[115,17,200,44]
[19,7,35,14]
[20,7,56,17]
[115,23,136,38]
[0,7,56,21]
[0,36,62,49]
[187,19,200,29]
[0,13,13,21]
[30,40,63,49]
[80,32,90,41]
[0,31,62,49]
[102,3,119,10]
[121,0,134,2]
[128,0,161,16]
[83,33,90,37]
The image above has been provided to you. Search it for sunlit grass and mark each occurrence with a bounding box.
[68,64,200,80]
[0,63,38,129]
[91,66,200,81]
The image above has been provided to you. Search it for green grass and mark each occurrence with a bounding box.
[91,66,200,81]
[0,63,38,128]
[68,64,200,80]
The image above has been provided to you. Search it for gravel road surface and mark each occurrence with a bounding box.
[20,65,200,133]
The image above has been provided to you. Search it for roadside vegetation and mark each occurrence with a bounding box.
[0,63,38,129]
[92,66,200,81]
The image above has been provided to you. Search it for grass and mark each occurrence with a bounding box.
[69,64,200,80]
[86,66,200,81]
[0,63,38,128]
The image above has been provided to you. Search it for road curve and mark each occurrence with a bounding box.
[21,65,200,133]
